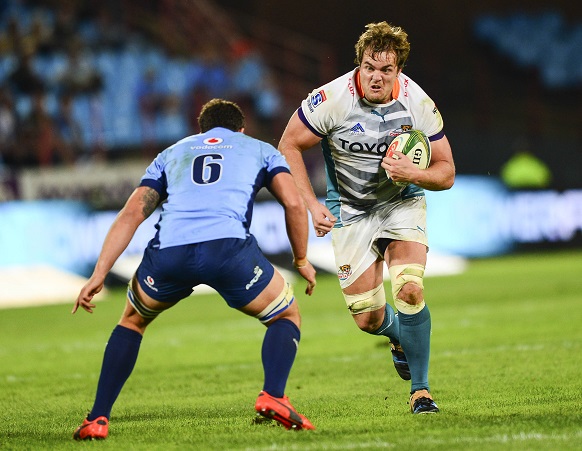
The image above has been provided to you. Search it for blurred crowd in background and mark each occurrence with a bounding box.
[1,0,582,203]
[0,0,284,176]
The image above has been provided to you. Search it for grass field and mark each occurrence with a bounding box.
[1,249,581,450]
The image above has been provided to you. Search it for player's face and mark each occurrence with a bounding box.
[359,49,401,104]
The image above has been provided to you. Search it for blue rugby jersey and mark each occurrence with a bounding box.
[139,127,290,249]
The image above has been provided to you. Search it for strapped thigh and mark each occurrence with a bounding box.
[127,281,163,319]
[254,282,294,324]
[343,284,386,315]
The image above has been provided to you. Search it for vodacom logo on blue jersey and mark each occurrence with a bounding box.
[192,137,232,150]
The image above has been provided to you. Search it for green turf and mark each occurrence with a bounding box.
[1,249,581,450]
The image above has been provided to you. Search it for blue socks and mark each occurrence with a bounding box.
[88,325,143,420]
[86,319,300,419]
[370,303,400,343]
[261,318,300,398]
[398,306,432,393]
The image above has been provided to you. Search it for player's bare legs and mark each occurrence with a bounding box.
[343,260,385,332]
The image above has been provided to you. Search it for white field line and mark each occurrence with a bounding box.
[245,430,582,450]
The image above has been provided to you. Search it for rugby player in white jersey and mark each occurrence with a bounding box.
[72,99,317,439]
[278,21,455,414]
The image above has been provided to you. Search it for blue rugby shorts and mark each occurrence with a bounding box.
[135,235,275,309]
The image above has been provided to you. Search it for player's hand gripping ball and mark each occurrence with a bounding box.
[386,129,431,186]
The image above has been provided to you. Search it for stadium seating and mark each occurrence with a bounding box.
[473,10,582,88]
[0,1,220,151]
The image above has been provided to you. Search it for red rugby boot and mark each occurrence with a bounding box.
[255,391,315,430]
[73,416,109,440]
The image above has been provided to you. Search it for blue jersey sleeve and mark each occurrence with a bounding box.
[140,153,168,200]
[263,143,291,186]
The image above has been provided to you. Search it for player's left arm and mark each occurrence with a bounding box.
[269,171,317,295]
[388,80,455,191]
[413,135,455,191]
[73,186,161,313]
[381,135,455,191]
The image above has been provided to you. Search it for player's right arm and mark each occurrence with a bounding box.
[72,186,161,314]
[278,110,337,237]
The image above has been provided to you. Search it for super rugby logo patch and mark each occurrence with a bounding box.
[311,90,327,107]
[307,90,327,112]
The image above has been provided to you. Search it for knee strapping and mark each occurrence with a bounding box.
[344,284,386,315]
[127,282,162,319]
[255,282,294,324]
[389,263,426,315]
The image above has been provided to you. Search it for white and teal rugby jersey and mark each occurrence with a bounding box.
[140,127,290,249]
[299,69,444,227]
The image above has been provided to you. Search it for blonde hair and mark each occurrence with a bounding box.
[354,21,411,69]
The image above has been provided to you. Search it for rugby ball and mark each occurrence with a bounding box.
[386,130,431,186]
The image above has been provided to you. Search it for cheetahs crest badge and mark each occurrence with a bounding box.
[337,264,352,281]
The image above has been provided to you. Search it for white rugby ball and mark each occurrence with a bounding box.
[386,130,431,187]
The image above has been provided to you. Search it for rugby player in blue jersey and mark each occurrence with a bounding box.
[278,22,455,414]
[72,98,317,439]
